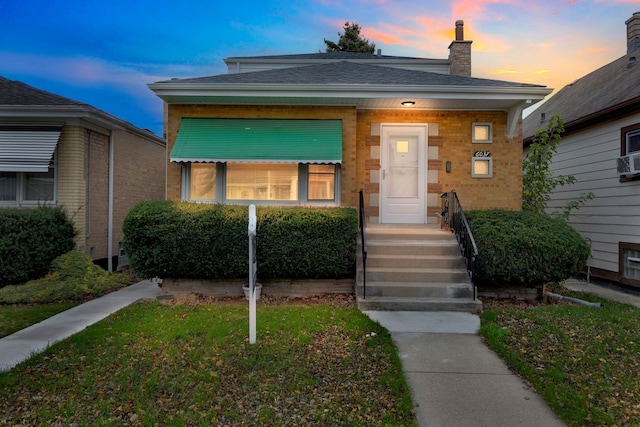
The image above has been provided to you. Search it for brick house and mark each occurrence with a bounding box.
[149,21,551,225]
[523,12,640,288]
[0,76,166,271]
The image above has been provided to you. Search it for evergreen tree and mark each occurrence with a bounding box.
[324,22,375,53]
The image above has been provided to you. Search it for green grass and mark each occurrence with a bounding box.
[480,290,640,426]
[0,301,416,426]
[0,303,76,338]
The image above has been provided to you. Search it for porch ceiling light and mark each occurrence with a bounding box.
[401,101,415,107]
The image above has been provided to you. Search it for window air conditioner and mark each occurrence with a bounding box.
[617,153,640,175]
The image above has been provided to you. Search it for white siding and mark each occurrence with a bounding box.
[546,113,640,276]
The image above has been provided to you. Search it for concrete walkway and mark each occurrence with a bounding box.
[2,278,640,425]
[363,311,566,427]
[0,279,161,371]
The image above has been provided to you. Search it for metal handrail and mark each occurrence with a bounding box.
[358,189,368,299]
[440,190,478,299]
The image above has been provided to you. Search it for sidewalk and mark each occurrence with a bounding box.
[0,279,161,371]
[364,311,566,427]
[364,278,640,427]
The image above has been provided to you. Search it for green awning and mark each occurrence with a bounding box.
[171,118,342,164]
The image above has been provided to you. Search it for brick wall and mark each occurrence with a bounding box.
[56,125,166,263]
[56,126,87,252]
[112,130,166,255]
[357,110,522,223]
[166,105,522,223]
[166,105,358,207]
[86,130,109,260]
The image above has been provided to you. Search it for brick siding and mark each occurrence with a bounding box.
[166,106,522,223]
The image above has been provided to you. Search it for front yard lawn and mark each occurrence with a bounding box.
[0,299,416,426]
[481,290,640,426]
[0,303,76,338]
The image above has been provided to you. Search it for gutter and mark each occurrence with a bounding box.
[148,82,552,99]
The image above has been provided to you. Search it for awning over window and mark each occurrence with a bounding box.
[0,126,61,172]
[171,118,342,164]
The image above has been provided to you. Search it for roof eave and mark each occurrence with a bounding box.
[148,82,551,100]
[523,95,640,145]
[0,105,165,143]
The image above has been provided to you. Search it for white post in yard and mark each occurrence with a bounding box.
[248,204,257,344]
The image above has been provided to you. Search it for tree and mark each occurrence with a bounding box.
[324,22,375,53]
[522,115,594,219]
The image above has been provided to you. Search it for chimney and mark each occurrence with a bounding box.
[448,20,473,77]
[627,12,640,55]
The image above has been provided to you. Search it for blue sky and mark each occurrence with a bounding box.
[1,0,638,136]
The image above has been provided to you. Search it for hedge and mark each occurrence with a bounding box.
[123,201,358,280]
[466,209,590,287]
[0,207,76,286]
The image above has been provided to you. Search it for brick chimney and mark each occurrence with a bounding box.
[627,12,640,54]
[448,20,472,77]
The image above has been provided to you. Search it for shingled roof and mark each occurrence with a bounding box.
[523,12,640,141]
[161,61,546,88]
[523,55,640,140]
[0,76,163,140]
[0,76,88,106]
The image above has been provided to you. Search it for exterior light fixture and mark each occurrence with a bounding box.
[401,101,415,107]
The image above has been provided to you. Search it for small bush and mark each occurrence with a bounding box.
[123,201,358,280]
[0,251,131,304]
[0,207,76,286]
[466,210,590,287]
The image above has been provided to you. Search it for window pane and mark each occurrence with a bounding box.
[624,248,640,280]
[24,169,54,201]
[627,130,640,153]
[473,159,490,176]
[227,163,298,201]
[190,163,216,200]
[474,125,490,141]
[308,165,335,200]
[0,172,17,201]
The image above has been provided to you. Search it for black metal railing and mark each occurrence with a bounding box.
[358,189,368,299]
[440,190,478,299]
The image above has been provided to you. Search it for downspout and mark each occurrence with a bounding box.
[107,130,114,272]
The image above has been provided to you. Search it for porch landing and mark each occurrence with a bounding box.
[357,224,482,312]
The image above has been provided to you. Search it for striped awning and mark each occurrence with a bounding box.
[171,118,342,164]
[0,126,61,172]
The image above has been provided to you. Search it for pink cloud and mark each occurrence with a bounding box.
[576,46,612,56]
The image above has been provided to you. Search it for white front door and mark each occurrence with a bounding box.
[380,124,427,223]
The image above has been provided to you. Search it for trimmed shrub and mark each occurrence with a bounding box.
[123,201,358,280]
[0,207,76,286]
[0,251,131,304]
[466,210,590,287]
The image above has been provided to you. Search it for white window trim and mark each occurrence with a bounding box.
[0,152,57,207]
[626,128,640,154]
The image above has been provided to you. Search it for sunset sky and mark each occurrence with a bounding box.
[1,0,639,135]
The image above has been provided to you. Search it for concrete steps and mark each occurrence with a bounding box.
[357,225,481,312]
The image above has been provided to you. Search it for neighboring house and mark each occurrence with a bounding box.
[149,21,550,225]
[0,76,166,271]
[522,12,640,288]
